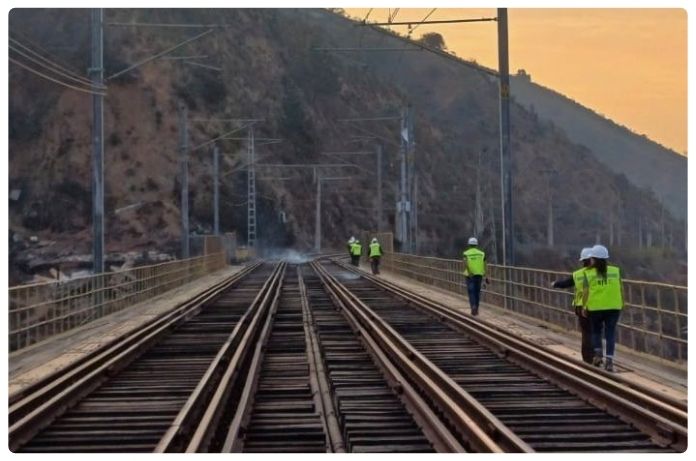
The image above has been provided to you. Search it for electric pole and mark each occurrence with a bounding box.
[178,100,189,258]
[498,8,514,266]
[247,126,257,248]
[90,8,104,274]
[213,143,220,235]
[314,168,321,251]
[376,143,383,231]
[397,106,410,250]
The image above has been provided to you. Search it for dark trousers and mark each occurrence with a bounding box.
[370,256,380,274]
[350,255,360,266]
[575,306,594,364]
[466,275,483,314]
[589,309,621,358]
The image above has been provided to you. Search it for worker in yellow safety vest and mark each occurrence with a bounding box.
[350,239,362,267]
[368,238,383,275]
[462,237,488,316]
[347,236,356,259]
[581,244,624,372]
[551,247,594,364]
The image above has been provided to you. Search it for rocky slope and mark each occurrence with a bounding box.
[8,8,686,284]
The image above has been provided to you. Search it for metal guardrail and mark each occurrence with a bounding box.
[9,252,227,352]
[382,253,687,365]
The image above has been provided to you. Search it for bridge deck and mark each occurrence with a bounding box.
[9,262,686,405]
[8,265,246,399]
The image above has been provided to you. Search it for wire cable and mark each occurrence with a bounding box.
[9,37,96,87]
[9,57,106,95]
[9,30,88,80]
[411,8,437,34]
[9,44,106,90]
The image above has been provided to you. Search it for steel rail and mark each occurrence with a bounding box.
[9,262,262,451]
[339,258,687,412]
[336,260,688,451]
[310,262,465,452]
[298,266,346,452]
[183,262,287,452]
[218,264,287,452]
[155,262,285,452]
[312,261,531,453]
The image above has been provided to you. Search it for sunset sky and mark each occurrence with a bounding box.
[345,8,687,154]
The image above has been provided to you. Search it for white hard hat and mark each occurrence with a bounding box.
[468,237,478,245]
[371,238,378,243]
[590,244,609,259]
[349,236,355,243]
[579,247,593,261]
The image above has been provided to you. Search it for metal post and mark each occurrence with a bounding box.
[376,144,383,231]
[213,143,220,235]
[397,107,409,249]
[247,126,257,248]
[314,168,321,252]
[497,8,513,266]
[178,100,189,258]
[407,105,416,253]
[413,174,419,253]
[90,8,104,274]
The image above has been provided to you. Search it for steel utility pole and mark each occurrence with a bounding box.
[314,168,321,251]
[213,143,220,235]
[376,144,383,231]
[247,126,257,248]
[497,8,513,266]
[90,8,104,274]
[407,106,416,253]
[397,107,411,250]
[178,100,190,258]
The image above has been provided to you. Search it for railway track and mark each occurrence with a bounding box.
[9,257,686,453]
[10,263,280,452]
[322,259,686,453]
[211,265,458,453]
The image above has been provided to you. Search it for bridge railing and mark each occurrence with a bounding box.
[8,252,227,352]
[382,252,687,365]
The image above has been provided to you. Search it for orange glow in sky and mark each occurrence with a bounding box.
[345,8,687,154]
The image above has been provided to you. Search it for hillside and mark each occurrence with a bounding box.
[8,8,686,284]
[510,73,687,219]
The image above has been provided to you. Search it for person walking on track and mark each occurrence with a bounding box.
[582,244,624,372]
[368,237,383,275]
[462,237,488,316]
[552,247,594,364]
[350,239,362,267]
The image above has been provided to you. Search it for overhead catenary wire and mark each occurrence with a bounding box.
[9,57,106,96]
[410,8,437,34]
[9,44,107,91]
[8,30,88,81]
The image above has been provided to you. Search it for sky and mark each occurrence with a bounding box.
[345,8,687,155]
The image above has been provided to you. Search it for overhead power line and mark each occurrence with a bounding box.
[9,30,86,78]
[9,37,97,87]
[9,44,106,91]
[9,57,106,95]
[411,8,437,34]
[363,17,497,26]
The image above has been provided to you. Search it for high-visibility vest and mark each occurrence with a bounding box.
[462,247,486,276]
[583,265,623,311]
[572,267,587,307]
[369,242,382,257]
[351,242,362,256]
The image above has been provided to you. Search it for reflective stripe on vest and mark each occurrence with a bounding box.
[572,267,586,306]
[369,242,382,257]
[584,265,623,311]
[462,247,486,276]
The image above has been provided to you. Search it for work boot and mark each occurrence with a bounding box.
[592,355,603,367]
[605,357,615,372]
[472,306,479,316]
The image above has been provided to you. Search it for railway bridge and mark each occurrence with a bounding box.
[8,251,687,453]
